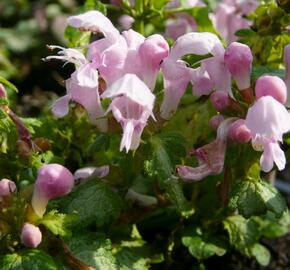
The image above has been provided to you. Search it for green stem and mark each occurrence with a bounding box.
[135,19,145,35]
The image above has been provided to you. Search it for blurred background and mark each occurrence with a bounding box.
[0,0,87,116]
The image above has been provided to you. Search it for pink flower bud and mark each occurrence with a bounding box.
[228,119,251,144]
[224,42,253,90]
[139,35,169,68]
[0,84,7,98]
[0,179,16,198]
[31,164,74,217]
[21,223,42,248]
[255,75,287,104]
[110,0,122,6]
[118,15,134,30]
[138,34,169,90]
[209,115,225,130]
[210,91,229,111]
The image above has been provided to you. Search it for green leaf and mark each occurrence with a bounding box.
[182,228,226,260]
[85,0,107,14]
[252,66,285,81]
[87,133,110,154]
[144,132,186,180]
[0,116,17,153]
[185,7,217,34]
[246,163,261,180]
[229,179,287,218]
[223,215,259,257]
[112,225,163,269]
[163,100,214,147]
[251,243,271,266]
[163,177,194,217]
[229,181,266,218]
[255,211,290,238]
[20,118,42,135]
[152,0,170,10]
[113,240,158,270]
[66,232,118,270]
[39,210,78,238]
[60,180,122,227]
[0,97,9,106]
[30,151,64,170]
[64,26,91,48]
[0,250,57,270]
[0,76,18,93]
[144,133,191,214]
[235,28,256,38]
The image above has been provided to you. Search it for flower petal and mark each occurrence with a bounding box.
[51,95,70,118]
[245,96,290,141]
[177,164,213,181]
[120,120,135,152]
[169,32,224,61]
[67,10,119,40]
[101,74,155,110]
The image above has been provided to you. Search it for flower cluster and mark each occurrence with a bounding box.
[46,10,290,180]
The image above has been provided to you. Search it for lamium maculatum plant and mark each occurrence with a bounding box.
[0,0,290,269]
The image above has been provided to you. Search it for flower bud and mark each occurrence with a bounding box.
[210,91,244,113]
[21,223,42,248]
[0,179,17,198]
[255,75,287,104]
[228,119,251,144]
[209,115,225,130]
[210,91,229,111]
[17,140,31,158]
[31,164,74,217]
[110,0,122,6]
[138,35,169,68]
[224,42,253,90]
[118,15,134,30]
[74,165,109,183]
[0,84,7,98]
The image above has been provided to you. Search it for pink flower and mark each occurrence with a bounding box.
[177,139,226,181]
[68,11,168,90]
[209,115,225,130]
[224,42,253,90]
[166,14,197,40]
[45,47,107,132]
[160,32,230,119]
[210,91,230,111]
[21,223,42,248]
[245,96,290,172]
[88,29,167,90]
[74,165,109,183]
[177,118,233,181]
[255,75,287,104]
[138,34,169,90]
[165,0,205,40]
[211,0,258,44]
[0,179,16,200]
[101,74,155,152]
[227,119,251,144]
[210,91,243,113]
[68,10,128,87]
[31,164,74,217]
